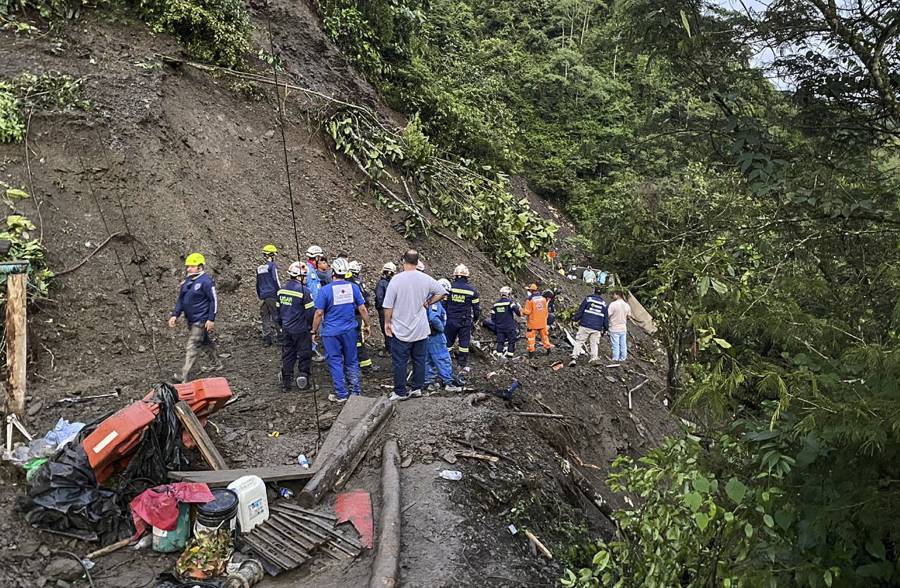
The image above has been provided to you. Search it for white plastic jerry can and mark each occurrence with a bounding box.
[227,475,270,533]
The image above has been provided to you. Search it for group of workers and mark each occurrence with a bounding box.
[167,244,633,402]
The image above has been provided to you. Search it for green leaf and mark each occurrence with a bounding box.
[865,537,886,560]
[679,9,692,37]
[744,523,753,538]
[692,476,710,494]
[694,512,709,530]
[824,570,833,587]
[713,338,732,349]
[5,188,28,199]
[684,491,702,511]
[725,478,747,504]
[763,514,774,528]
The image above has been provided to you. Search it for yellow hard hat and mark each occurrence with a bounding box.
[262,244,278,255]
[185,252,206,266]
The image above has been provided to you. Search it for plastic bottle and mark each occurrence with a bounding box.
[439,470,463,481]
[297,454,310,469]
[278,487,294,499]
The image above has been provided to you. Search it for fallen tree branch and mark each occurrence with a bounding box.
[54,231,127,276]
[369,438,400,588]
[523,530,553,559]
[512,411,566,420]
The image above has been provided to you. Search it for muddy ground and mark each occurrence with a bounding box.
[0,3,678,587]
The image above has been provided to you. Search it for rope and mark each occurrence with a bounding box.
[265,5,321,449]
[78,153,165,375]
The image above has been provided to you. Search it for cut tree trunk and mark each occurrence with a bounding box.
[298,396,394,507]
[369,438,400,588]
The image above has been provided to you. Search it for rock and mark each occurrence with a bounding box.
[38,544,50,557]
[442,452,457,465]
[605,375,617,383]
[27,400,43,417]
[401,457,412,468]
[263,129,275,139]
[45,557,82,581]
[287,405,296,415]
[420,444,434,455]
[137,345,146,353]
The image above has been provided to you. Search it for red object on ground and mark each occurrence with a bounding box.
[130,482,215,537]
[335,490,374,549]
[82,400,159,484]
[83,379,233,483]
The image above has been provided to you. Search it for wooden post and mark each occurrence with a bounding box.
[369,438,401,588]
[174,400,228,470]
[6,272,27,416]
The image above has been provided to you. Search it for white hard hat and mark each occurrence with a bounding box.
[437,278,451,294]
[306,245,324,257]
[454,264,469,277]
[288,261,306,277]
[416,260,425,272]
[382,262,397,273]
[331,257,351,277]
[499,286,512,296]
[348,260,362,274]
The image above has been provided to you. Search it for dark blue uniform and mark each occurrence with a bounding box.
[375,275,391,350]
[445,277,480,367]
[277,279,314,388]
[491,296,520,356]
[573,294,609,332]
[172,272,218,325]
[350,276,373,369]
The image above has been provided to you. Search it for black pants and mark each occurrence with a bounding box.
[378,309,391,351]
[282,330,312,385]
[496,328,516,355]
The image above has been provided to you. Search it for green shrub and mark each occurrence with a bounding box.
[0,73,89,144]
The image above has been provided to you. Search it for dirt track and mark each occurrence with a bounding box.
[0,4,676,586]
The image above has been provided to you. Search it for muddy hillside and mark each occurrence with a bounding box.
[0,3,676,587]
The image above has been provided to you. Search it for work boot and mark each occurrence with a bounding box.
[388,392,409,401]
[568,359,577,367]
[296,374,309,390]
[328,393,348,403]
[263,335,273,347]
[312,353,325,363]
[444,383,463,393]
[282,382,294,392]
[408,389,423,398]
[544,347,552,356]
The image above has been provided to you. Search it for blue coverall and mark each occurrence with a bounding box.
[491,296,520,356]
[315,279,365,399]
[424,301,455,386]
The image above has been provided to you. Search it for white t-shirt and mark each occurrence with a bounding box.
[607,298,632,333]
[382,270,444,342]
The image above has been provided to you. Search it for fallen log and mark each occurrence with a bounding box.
[298,396,394,507]
[512,411,566,420]
[174,401,227,470]
[369,438,401,588]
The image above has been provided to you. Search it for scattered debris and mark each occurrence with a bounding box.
[524,529,553,559]
[175,400,227,470]
[456,451,499,463]
[176,528,232,580]
[439,470,463,481]
[512,411,567,420]
[57,390,119,404]
[169,465,317,486]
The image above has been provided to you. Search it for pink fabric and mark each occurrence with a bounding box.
[130,482,214,537]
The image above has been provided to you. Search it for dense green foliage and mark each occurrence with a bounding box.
[315,0,900,585]
[0,72,88,143]
[1,0,249,67]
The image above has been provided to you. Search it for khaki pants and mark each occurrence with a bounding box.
[181,324,219,381]
[571,326,602,361]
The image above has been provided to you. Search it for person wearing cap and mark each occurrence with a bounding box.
[522,283,553,356]
[425,278,463,392]
[568,285,608,366]
[347,260,374,372]
[256,244,281,346]
[445,263,480,369]
[382,250,446,401]
[277,261,315,391]
[375,262,396,353]
[311,257,370,402]
[168,252,221,382]
[491,286,520,358]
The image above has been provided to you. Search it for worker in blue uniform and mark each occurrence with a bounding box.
[168,252,221,382]
[491,286,520,358]
[445,264,480,370]
[425,278,463,392]
[347,261,374,373]
[256,244,281,346]
[311,258,370,403]
[277,261,315,391]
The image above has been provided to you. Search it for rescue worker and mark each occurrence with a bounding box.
[347,260,374,372]
[543,288,558,330]
[375,262,396,353]
[491,286,520,358]
[256,244,281,346]
[277,262,315,390]
[168,253,221,382]
[305,245,327,362]
[568,285,608,366]
[311,258,370,403]
[522,283,553,357]
[445,264,480,369]
[425,278,463,392]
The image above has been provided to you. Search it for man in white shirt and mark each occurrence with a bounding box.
[607,290,633,361]
[382,250,445,400]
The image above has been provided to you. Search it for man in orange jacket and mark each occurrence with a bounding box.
[522,283,553,356]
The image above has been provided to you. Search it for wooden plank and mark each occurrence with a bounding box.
[168,465,316,486]
[314,394,378,469]
[369,438,401,588]
[299,396,394,507]
[174,400,228,470]
[6,273,27,416]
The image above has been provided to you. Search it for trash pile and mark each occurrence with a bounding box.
[5,379,392,587]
